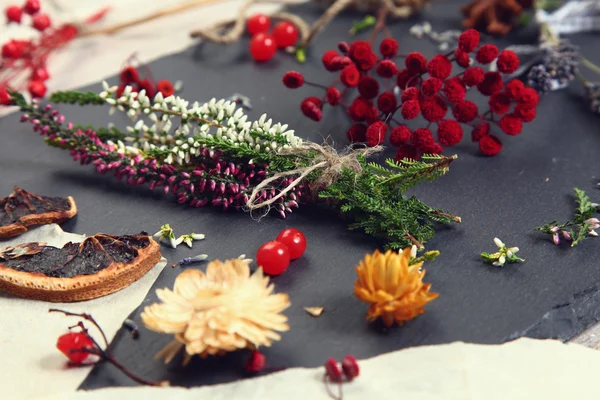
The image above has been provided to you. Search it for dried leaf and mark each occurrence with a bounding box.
[304,306,324,318]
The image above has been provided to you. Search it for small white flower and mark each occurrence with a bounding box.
[589,229,598,237]
[102,81,110,91]
[493,237,505,249]
[191,233,205,240]
[410,245,417,259]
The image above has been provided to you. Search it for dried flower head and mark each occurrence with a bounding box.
[354,248,438,327]
[141,259,290,364]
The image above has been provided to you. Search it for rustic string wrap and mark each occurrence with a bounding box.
[245,143,383,213]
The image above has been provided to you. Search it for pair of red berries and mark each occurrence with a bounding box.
[5,1,51,32]
[247,13,299,62]
[325,355,360,382]
[117,65,175,100]
[256,228,306,276]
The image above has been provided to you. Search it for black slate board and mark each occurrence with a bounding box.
[1,0,600,391]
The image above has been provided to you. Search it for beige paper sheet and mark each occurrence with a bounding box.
[32,338,599,400]
[0,224,166,400]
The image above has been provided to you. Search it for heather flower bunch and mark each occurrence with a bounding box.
[283,29,540,158]
[11,85,460,248]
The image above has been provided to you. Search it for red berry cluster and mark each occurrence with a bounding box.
[256,228,307,276]
[324,355,360,382]
[247,13,299,62]
[0,1,67,102]
[116,62,176,100]
[283,30,539,159]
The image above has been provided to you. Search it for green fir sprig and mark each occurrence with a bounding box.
[534,188,600,247]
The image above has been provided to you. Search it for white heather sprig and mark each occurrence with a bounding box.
[178,233,205,248]
[481,237,524,267]
[98,82,303,165]
[153,224,179,249]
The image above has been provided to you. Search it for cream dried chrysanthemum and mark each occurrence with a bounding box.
[354,247,438,327]
[141,259,290,365]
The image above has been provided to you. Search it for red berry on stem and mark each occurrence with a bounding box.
[420,95,447,122]
[401,99,420,120]
[250,33,277,62]
[341,355,360,380]
[515,104,536,122]
[358,76,379,99]
[1,41,21,58]
[452,100,478,123]
[272,21,298,48]
[28,80,46,98]
[438,119,463,146]
[395,144,418,161]
[412,128,434,152]
[276,228,307,259]
[247,13,270,35]
[348,40,373,63]
[326,86,341,105]
[422,77,443,96]
[458,29,480,53]
[0,87,12,105]
[396,68,417,89]
[471,122,490,142]
[340,64,360,87]
[478,71,504,96]
[365,106,379,125]
[496,50,520,74]
[23,0,40,15]
[499,114,523,135]
[506,79,525,100]
[476,44,499,64]
[32,13,50,31]
[427,55,452,80]
[31,66,49,81]
[443,77,467,103]
[479,134,502,156]
[401,87,420,102]
[389,125,411,146]
[348,97,370,121]
[462,67,484,87]
[5,5,22,23]
[257,241,291,275]
[322,50,340,71]
[300,96,323,122]
[137,78,156,99]
[405,52,427,74]
[347,124,367,142]
[157,80,175,97]
[366,121,387,147]
[56,332,94,364]
[377,91,397,113]
[379,37,399,58]
[325,359,343,382]
[489,92,511,114]
[376,59,398,78]
[245,351,266,373]
[283,71,304,88]
[120,66,139,84]
[518,88,540,108]
[454,49,471,68]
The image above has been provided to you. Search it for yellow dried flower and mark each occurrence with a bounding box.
[354,248,438,327]
[141,259,290,365]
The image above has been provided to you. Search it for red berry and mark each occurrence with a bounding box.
[328,56,352,71]
[423,141,444,154]
[272,21,298,48]
[517,88,540,108]
[496,50,520,74]
[341,355,360,380]
[454,49,471,68]
[326,86,341,105]
[346,124,367,142]
[458,29,480,53]
[452,100,478,122]
[0,86,12,105]
[478,72,504,96]
[245,351,266,373]
[422,77,443,96]
[56,332,94,364]
[377,91,397,113]
[395,144,418,161]
[28,80,46,98]
[476,44,499,64]
[256,241,291,275]
[412,128,434,151]
[31,66,49,81]
[401,99,420,120]
[1,41,21,59]
[379,37,399,58]
[405,52,427,74]
[427,55,452,80]
[283,71,304,88]
[23,0,40,15]
[325,358,343,382]
[479,134,502,156]
[499,114,523,135]
[116,84,126,98]
[340,65,360,87]
[5,5,22,23]
[437,119,463,146]
[348,40,373,64]
[462,67,484,86]
[322,50,340,71]
[137,78,156,99]
[471,122,490,142]
[489,92,511,114]
[300,96,323,122]
[389,125,411,146]
[365,106,379,125]
[157,80,175,97]
[247,13,270,35]
[119,66,139,84]
[366,121,387,146]
[358,76,379,99]
[32,13,50,31]
[443,77,466,103]
[420,95,447,122]
[250,33,277,62]
[276,228,307,259]
[515,104,536,122]
[401,87,420,103]
[376,59,398,78]
[505,79,525,100]
[396,68,417,89]
[348,97,370,122]
[338,41,349,53]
